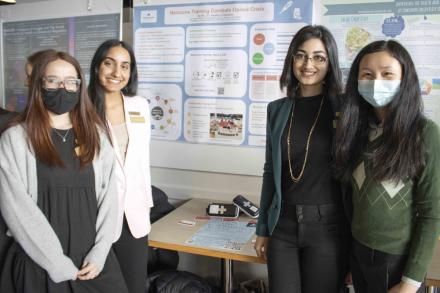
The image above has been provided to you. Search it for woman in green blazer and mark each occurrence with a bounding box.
[254,25,349,293]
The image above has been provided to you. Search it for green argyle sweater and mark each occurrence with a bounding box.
[351,118,440,282]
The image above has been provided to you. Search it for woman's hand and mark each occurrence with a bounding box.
[388,281,419,293]
[77,261,101,280]
[254,236,269,261]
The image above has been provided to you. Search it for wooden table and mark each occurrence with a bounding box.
[426,239,440,292]
[148,198,266,293]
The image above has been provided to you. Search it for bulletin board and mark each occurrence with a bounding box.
[0,0,122,111]
[136,0,439,175]
[134,0,315,175]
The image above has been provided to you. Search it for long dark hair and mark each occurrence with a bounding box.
[334,40,425,182]
[88,39,138,128]
[14,51,104,167]
[280,25,342,98]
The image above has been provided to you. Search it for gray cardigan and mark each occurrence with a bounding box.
[0,124,118,283]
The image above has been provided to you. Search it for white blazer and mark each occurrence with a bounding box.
[109,94,153,240]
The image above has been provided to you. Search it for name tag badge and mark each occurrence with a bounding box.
[130,116,146,123]
[128,111,141,116]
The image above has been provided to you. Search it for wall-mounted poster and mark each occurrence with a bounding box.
[134,0,314,147]
[2,13,120,111]
[319,0,440,126]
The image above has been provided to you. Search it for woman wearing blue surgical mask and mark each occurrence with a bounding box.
[335,40,440,293]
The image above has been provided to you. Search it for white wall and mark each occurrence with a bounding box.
[0,0,121,22]
[151,167,262,202]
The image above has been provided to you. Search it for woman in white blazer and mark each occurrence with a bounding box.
[88,40,153,293]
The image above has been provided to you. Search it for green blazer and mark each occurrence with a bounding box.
[256,96,343,237]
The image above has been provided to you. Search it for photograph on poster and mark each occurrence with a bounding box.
[209,113,243,139]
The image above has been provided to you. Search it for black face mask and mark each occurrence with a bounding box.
[42,88,80,115]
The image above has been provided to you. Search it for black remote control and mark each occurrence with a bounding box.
[233,195,260,218]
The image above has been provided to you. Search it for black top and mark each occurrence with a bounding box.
[281,94,341,205]
[37,129,97,260]
[0,128,128,293]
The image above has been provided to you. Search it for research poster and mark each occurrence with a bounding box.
[3,13,120,111]
[319,0,440,125]
[134,0,313,146]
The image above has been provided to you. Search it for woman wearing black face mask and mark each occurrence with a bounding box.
[0,51,129,293]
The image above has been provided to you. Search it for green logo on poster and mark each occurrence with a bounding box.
[253,53,264,65]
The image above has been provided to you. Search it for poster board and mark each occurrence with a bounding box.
[134,0,440,176]
[319,0,440,125]
[0,0,122,111]
[134,0,314,176]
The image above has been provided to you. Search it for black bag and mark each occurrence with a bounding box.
[148,186,179,273]
[147,269,220,293]
[150,186,175,223]
[238,279,267,293]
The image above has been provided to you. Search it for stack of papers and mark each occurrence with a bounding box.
[185,219,255,251]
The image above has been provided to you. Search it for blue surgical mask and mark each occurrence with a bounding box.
[357,79,401,107]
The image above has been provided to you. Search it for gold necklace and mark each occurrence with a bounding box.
[287,96,324,183]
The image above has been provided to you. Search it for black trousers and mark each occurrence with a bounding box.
[350,239,424,293]
[267,204,349,293]
[113,216,149,293]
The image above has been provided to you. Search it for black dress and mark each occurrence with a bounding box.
[0,129,128,293]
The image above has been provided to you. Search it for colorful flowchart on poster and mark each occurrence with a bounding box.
[134,0,313,147]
